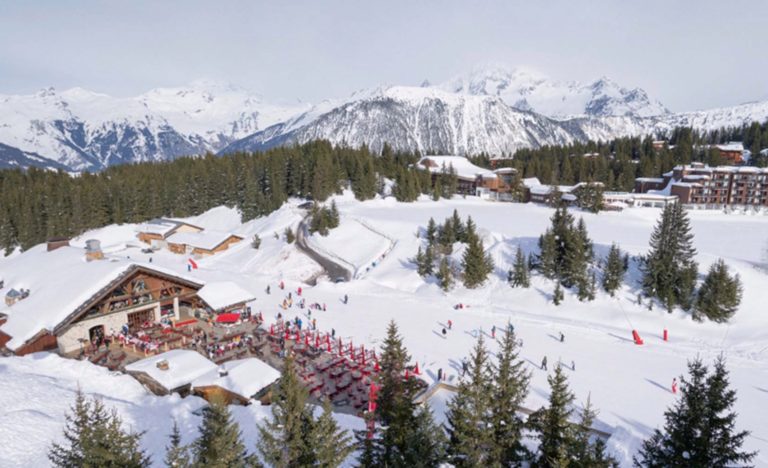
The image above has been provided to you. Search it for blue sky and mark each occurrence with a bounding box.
[1,0,766,111]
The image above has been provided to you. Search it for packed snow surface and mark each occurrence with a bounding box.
[1,194,768,466]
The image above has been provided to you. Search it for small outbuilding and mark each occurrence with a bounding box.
[124,349,218,396]
[192,358,281,405]
[197,281,255,316]
[166,231,243,257]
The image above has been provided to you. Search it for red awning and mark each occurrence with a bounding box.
[215,313,240,324]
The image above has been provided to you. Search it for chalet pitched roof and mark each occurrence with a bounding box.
[125,350,217,392]
[197,281,255,311]
[166,231,243,251]
[135,218,204,238]
[417,156,496,181]
[192,358,280,400]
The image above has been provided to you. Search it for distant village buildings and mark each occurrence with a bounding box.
[634,162,768,209]
[136,218,243,257]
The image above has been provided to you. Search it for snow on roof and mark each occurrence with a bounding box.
[636,177,664,183]
[529,185,551,195]
[494,167,516,174]
[135,219,179,236]
[191,358,280,399]
[672,182,700,188]
[522,177,542,188]
[197,281,255,311]
[125,350,217,391]
[683,174,711,180]
[715,142,744,152]
[417,156,496,180]
[0,245,202,350]
[166,231,242,251]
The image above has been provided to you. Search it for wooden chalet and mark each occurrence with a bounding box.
[125,349,218,396]
[191,358,280,405]
[0,246,205,356]
[136,218,204,247]
[165,231,244,257]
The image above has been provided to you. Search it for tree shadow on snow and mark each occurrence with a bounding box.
[644,378,672,394]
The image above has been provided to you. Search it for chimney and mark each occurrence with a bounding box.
[218,366,228,377]
[47,237,70,252]
[85,239,104,261]
[156,359,169,371]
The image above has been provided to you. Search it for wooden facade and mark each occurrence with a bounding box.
[0,266,204,355]
[12,330,58,356]
[193,383,273,406]
[168,235,244,257]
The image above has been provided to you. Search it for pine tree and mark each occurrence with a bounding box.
[694,259,743,323]
[701,356,755,467]
[634,357,755,467]
[192,398,251,468]
[311,399,355,467]
[577,271,596,302]
[49,389,151,468]
[490,330,531,466]
[329,200,340,228]
[569,396,617,468]
[642,203,698,311]
[414,246,427,276]
[257,354,315,467]
[553,281,564,305]
[370,321,436,466]
[509,246,530,288]
[402,404,448,467]
[438,217,455,254]
[447,335,494,466]
[375,321,414,425]
[165,420,191,468]
[538,232,558,279]
[432,175,443,201]
[462,220,494,288]
[437,257,453,291]
[451,209,465,243]
[426,217,437,247]
[284,227,295,243]
[531,365,575,467]
[602,244,625,296]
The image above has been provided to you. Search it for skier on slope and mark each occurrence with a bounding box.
[447,319,452,330]
[541,356,548,370]
[491,325,496,339]
[560,332,565,343]
[672,377,678,394]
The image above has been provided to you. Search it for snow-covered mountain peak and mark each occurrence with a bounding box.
[442,64,548,98]
[439,64,668,119]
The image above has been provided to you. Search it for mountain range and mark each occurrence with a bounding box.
[1,66,767,171]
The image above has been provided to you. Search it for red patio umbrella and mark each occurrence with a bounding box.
[215,313,240,324]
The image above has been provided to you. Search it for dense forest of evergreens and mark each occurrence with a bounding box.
[1,120,766,254]
[0,141,421,253]
[471,120,768,189]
